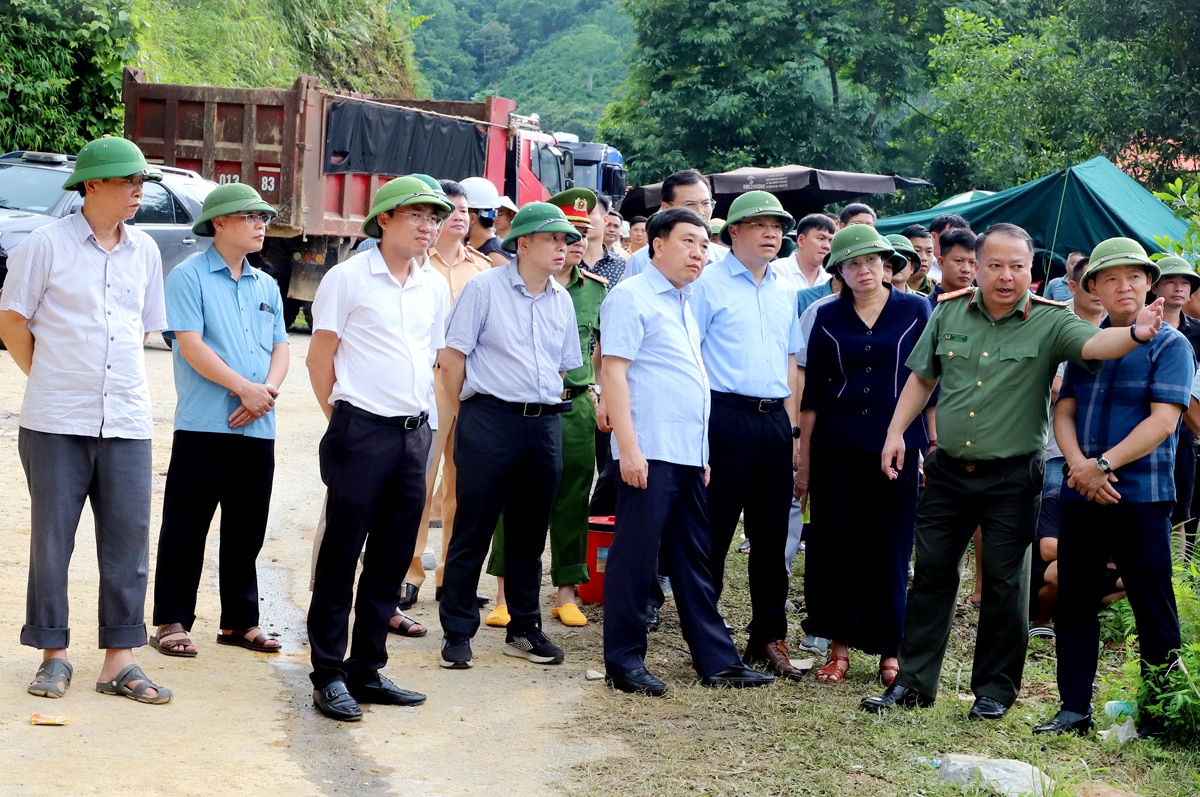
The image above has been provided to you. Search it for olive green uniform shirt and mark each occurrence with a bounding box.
[906,288,1099,460]
[563,265,607,388]
[911,275,937,296]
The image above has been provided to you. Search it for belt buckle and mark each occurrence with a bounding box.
[522,403,543,418]
[962,462,976,474]
[560,389,571,401]
[403,414,422,430]
[757,399,774,413]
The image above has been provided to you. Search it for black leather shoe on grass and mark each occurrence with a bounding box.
[700,663,774,688]
[313,680,363,722]
[605,666,667,696]
[860,684,934,713]
[1033,709,1094,735]
[968,695,1008,721]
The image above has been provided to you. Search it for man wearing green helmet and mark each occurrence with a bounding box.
[305,175,452,721]
[149,183,289,660]
[1036,238,1192,738]
[0,136,172,704]
[864,223,1168,723]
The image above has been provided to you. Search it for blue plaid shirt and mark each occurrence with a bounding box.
[1060,323,1195,503]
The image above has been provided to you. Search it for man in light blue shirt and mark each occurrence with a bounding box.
[600,207,774,696]
[623,169,725,279]
[438,202,583,670]
[152,184,289,660]
[690,190,804,681]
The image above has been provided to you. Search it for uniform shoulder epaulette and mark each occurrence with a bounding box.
[936,287,973,302]
[581,269,609,286]
[464,245,489,264]
[1030,294,1070,308]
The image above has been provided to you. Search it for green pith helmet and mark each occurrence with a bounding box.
[886,234,919,271]
[501,202,582,253]
[62,137,162,191]
[1081,237,1160,294]
[824,224,896,273]
[192,183,277,236]
[708,218,726,238]
[777,238,797,258]
[719,190,795,246]
[410,173,445,194]
[1153,255,1200,291]
[361,176,455,239]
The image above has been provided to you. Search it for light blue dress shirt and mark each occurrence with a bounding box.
[601,264,709,466]
[622,240,725,280]
[689,254,802,398]
[796,280,835,316]
[164,247,287,439]
[445,261,582,404]
[1044,276,1072,303]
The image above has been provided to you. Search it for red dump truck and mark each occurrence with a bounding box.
[122,67,573,322]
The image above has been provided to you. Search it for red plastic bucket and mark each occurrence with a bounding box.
[578,516,615,605]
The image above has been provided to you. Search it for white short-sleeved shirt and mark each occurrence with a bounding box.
[311,248,448,417]
[0,212,165,439]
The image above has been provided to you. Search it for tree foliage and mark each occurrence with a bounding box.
[0,0,143,152]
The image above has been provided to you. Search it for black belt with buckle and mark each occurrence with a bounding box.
[470,394,573,417]
[335,401,428,430]
[711,390,786,413]
[561,385,590,400]
[941,450,1034,475]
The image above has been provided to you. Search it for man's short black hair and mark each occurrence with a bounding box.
[796,213,837,237]
[630,215,648,226]
[939,227,977,256]
[647,207,710,252]
[607,208,623,222]
[901,223,932,241]
[439,179,466,199]
[839,203,876,224]
[661,169,709,204]
[930,213,970,234]
[975,222,1034,258]
[1068,255,1090,283]
[596,194,612,214]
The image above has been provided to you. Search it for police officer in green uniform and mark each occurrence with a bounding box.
[861,223,1166,720]
[486,188,608,628]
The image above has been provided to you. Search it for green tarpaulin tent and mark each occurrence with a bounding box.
[876,157,1188,263]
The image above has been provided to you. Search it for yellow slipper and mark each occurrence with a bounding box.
[485,604,510,628]
[552,603,588,627]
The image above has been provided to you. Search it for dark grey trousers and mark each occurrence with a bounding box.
[18,428,152,650]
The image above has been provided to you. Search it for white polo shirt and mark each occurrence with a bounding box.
[311,247,448,418]
[0,212,165,439]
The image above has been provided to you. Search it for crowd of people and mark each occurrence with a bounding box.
[0,138,1193,739]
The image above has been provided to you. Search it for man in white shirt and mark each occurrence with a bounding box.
[305,176,451,721]
[770,213,837,291]
[0,137,172,705]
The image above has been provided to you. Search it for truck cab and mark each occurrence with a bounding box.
[506,115,574,205]
[559,139,627,209]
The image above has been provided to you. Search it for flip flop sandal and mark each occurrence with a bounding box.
[388,611,427,638]
[95,663,172,704]
[216,628,282,652]
[28,658,73,698]
[814,654,850,684]
[150,626,198,658]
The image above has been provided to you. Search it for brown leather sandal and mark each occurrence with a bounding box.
[814,654,850,683]
[216,627,281,652]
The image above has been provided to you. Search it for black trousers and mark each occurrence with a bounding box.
[705,399,793,647]
[1057,500,1181,714]
[308,405,431,689]
[153,431,275,632]
[589,428,619,516]
[440,397,562,638]
[603,461,741,678]
[895,449,1043,706]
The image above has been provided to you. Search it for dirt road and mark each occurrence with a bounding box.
[0,333,625,796]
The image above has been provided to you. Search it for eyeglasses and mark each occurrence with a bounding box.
[678,199,716,211]
[393,210,444,228]
[229,212,274,227]
[741,219,784,234]
[840,256,884,272]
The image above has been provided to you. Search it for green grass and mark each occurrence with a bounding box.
[560,538,1200,796]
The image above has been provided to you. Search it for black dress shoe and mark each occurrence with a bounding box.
[397,583,419,611]
[313,680,363,722]
[605,666,667,696]
[969,695,1008,721]
[476,593,491,607]
[348,674,427,707]
[1033,708,1094,735]
[645,604,661,632]
[860,683,934,713]
[700,663,775,688]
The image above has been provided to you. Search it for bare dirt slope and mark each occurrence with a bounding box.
[0,334,625,796]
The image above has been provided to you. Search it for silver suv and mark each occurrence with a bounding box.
[0,150,217,290]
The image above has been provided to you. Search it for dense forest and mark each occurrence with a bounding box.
[2,0,1196,209]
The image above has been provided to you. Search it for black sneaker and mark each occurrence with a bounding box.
[504,627,564,664]
[440,635,473,669]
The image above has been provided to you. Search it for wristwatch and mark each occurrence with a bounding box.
[791,426,802,440]
[1096,455,1113,474]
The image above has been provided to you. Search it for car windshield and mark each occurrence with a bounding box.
[0,163,66,214]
